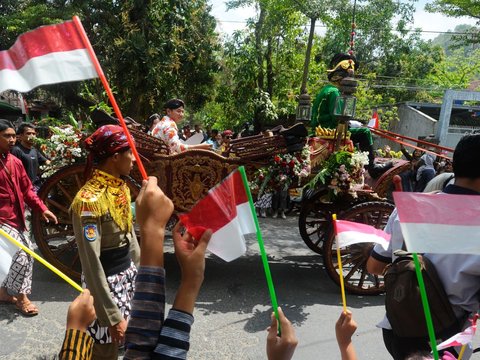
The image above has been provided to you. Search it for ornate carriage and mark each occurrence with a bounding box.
[31,123,407,295]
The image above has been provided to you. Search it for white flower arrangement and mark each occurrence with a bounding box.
[37,125,86,178]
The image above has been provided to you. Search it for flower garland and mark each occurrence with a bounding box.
[250,146,311,195]
[305,150,369,198]
[36,126,86,178]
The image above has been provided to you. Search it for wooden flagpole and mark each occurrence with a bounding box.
[72,16,148,180]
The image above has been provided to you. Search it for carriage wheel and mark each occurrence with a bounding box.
[31,164,140,282]
[322,201,394,295]
[298,189,336,255]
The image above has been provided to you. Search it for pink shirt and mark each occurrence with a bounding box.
[0,153,47,231]
[151,116,188,154]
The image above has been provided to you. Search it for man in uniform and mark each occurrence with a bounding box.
[311,53,392,178]
[71,125,140,359]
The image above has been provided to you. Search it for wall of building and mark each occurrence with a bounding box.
[374,105,438,151]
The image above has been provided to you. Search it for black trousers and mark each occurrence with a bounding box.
[271,190,288,211]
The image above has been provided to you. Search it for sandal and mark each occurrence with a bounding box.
[15,300,39,317]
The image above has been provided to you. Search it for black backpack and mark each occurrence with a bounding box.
[384,252,461,338]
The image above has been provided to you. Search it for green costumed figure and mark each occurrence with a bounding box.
[311,53,392,178]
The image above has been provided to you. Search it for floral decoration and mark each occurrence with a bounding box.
[36,126,86,178]
[305,150,369,198]
[250,146,311,194]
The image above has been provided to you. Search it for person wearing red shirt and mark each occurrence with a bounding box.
[0,119,57,316]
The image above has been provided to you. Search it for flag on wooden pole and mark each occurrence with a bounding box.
[0,21,97,93]
[335,219,390,250]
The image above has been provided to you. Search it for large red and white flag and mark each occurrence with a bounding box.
[0,21,97,93]
[179,169,256,262]
[335,219,390,249]
[393,192,480,254]
[367,110,379,129]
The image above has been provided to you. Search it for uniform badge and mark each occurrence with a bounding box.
[83,224,98,242]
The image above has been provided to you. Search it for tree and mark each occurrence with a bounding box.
[425,0,480,20]
[426,48,480,96]
[0,0,220,121]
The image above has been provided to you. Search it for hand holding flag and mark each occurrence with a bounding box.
[180,167,281,327]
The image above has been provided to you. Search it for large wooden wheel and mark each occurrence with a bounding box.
[298,189,337,255]
[322,201,394,295]
[298,189,369,255]
[31,163,140,282]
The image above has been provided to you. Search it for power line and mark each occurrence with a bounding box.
[216,19,478,36]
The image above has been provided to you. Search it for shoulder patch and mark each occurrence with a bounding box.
[83,224,98,242]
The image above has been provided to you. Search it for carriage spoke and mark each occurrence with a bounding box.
[56,182,74,203]
[357,266,368,288]
[70,253,80,268]
[344,261,363,281]
[74,174,82,189]
[46,198,69,215]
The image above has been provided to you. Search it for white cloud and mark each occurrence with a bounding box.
[414,10,478,40]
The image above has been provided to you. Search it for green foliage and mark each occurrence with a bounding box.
[425,0,480,20]
[1,0,220,121]
[426,48,480,97]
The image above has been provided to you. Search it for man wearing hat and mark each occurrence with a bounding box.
[311,53,392,178]
[71,125,140,359]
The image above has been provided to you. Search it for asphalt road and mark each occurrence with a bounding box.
[0,216,390,359]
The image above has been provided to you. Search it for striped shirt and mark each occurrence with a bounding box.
[124,266,194,360]
[58,329,94,360]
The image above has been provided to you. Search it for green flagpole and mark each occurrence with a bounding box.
[412,253,439,360]
[238,166,280,328]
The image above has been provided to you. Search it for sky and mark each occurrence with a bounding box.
[208,0,478,41]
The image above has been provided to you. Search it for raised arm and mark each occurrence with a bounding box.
[124,177,174,359]
[153,223,211,359]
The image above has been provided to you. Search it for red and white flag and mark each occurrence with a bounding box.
[179,169,256,262]
[393,192,480,254]
[437,315,478,351]
[0,21,97,93]
[367,110,379,129]
[0,232,18,285]
[335,219,390,249]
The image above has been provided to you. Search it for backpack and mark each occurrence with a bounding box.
[384,252,461,338]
